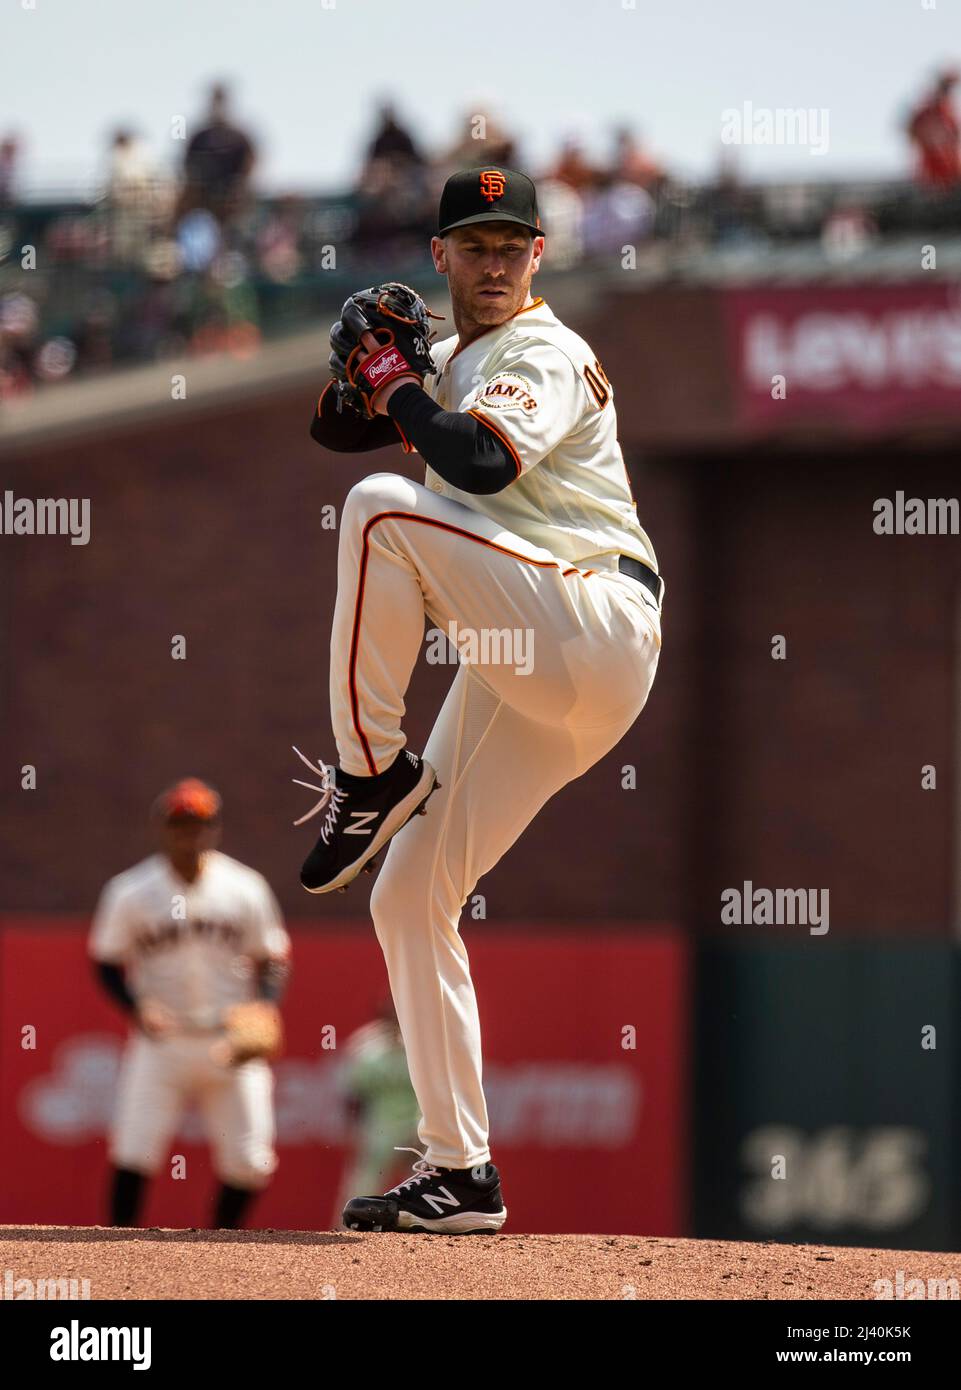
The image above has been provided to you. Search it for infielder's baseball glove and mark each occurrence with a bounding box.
[221,1001,284,1065]
[329,282,441,418]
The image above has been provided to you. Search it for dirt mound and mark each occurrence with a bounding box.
[3,1227,957,1300]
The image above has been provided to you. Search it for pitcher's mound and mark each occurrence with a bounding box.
[1,1227,957,1300]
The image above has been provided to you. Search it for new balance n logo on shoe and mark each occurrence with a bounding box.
[423,1188,460,1215]
[295,748,440,895]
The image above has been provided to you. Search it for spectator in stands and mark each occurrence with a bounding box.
[0,292,39,399]
[580,169,655,256]
[73,291,117,373]
[535,176,585,268]
[256,195,305,283]
[706,149,754,244]
[354,102,435,250]
[180,82,257,224]
[0,292,82,392]
[176,207,222,272]
[611,124,664,192]
[821,204,877,261]
[108,128,156,195]
[0,133,20,210]
[549,135,597,192]
[906,68,961,188]
[106,128,172,265]
[442,107,518,169]
[365,100,425,167]
[353,150,433,250]
[117,252,184,364]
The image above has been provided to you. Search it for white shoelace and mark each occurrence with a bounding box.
[291,746,348,840]
[386,1146,443,1194]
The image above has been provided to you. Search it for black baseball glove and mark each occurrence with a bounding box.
[329,282,442,419]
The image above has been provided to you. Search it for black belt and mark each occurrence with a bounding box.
[618,555,665,607]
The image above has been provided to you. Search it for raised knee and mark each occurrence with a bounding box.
[370,851,467,935]
[369,864,427,938]
[343,472,414,523]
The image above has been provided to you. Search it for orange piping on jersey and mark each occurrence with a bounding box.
[349,508,570,772]
[444,297,545,369]
[466,409,522,476]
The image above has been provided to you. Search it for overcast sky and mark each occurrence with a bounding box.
[2,0,956,193]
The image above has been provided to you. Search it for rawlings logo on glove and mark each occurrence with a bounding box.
[364,345,407,383]
[328,282,442,419]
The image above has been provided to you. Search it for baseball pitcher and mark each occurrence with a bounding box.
[299,166,662,1234]
[89,778,292,1229]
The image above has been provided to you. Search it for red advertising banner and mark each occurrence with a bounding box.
[0,919,688,1236]
[724,282,961,435]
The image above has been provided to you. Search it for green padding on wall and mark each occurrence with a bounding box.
[694,941,958,1251]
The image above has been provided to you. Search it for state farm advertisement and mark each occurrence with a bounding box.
[725,283,961,434]
[0,920,688,1235]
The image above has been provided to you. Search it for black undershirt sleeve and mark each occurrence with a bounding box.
[255,958,290,1003]
[385,384,518,495]
[95,960,137,1015]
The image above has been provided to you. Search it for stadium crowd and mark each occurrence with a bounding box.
[1,71,959,400]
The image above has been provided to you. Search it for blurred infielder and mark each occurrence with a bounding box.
[89,778,292,1229]
[299,166,662,1234]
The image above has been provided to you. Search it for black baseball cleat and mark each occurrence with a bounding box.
[342,1148,507,1234]
[293,747,439,894]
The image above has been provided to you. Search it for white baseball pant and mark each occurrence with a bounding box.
[110,1033,278,1189]
[330,472,661,1168]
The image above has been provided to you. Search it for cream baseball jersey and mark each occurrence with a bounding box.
[89,851,291,1030]
[422,297,658,571]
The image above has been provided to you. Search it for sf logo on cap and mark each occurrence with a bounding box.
[479,170,506,203]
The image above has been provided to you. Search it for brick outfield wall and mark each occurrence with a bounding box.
[0,394,957,934]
